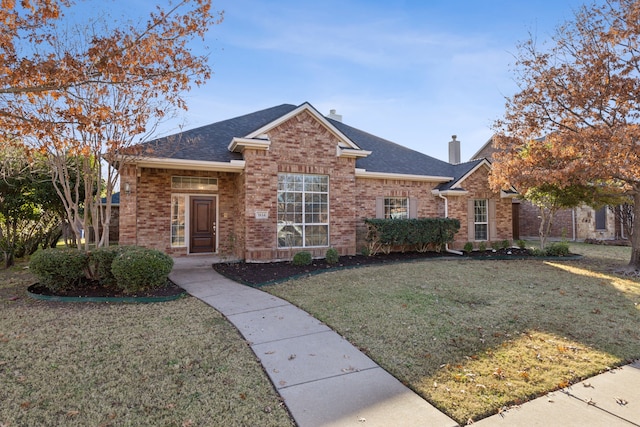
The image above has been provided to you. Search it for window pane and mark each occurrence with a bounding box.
[384,197,408,219]
[278,224,303,247]
[305,225,328,246]
[171,176,218,191]
[171,195,185,246]
[475,224,488,241]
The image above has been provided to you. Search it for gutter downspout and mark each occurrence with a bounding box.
[572,208,577,241]
[437,192,464,255]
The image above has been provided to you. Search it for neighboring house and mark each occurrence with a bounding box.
[471,137,623,242]
[118,102,516,262]
[98,192,120,243]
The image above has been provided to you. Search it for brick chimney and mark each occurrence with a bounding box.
[327,109,342,122]
[449,135,460,164]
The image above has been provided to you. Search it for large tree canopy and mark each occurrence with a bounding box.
[0,0,223,248]
[490,0,640,269]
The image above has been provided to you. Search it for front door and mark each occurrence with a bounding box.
[190,197,216,253]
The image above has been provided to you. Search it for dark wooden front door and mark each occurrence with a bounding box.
[190,197,216,253]
[512,202,520,240]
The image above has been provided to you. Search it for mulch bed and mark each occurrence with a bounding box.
[28,279,184,298]
[213,248,533,286]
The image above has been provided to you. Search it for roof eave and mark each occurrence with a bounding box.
[432,189,470,196]
[356,169,453,183]
[125,156,246,172]
[337,147,372,159]
[228,137,271,153]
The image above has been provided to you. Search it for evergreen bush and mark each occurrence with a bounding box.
[29,248,88,291]
[111,247,174,293]
[292,251,312,266]
[325,248,340,265]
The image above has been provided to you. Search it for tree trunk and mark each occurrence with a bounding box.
[628,191,640,269]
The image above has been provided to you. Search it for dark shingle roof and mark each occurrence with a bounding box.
[139,102,488,185]
[139,104,298,162]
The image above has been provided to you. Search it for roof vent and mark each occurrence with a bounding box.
[449,135,461,164]
[328,109,342,122]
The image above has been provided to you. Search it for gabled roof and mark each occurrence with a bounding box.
[133,102,487,182]
[435,159,489,192]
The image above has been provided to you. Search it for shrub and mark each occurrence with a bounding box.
[478,241,487,251]
[89,246,126,286]
[545,242,570,257]
[364,218,460,255]
[501,240,510,249]
[29,248,88,291]
[361,246,371,257]
[111,247,174,293]
[325,248,340,265]
[517,240,526,249]
[292,251,312,266]
[491,241,502,251]
[463,242,474,253]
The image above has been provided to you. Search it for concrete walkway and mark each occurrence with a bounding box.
[170,257,640,427]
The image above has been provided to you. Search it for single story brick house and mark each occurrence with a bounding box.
[118,102,516,262]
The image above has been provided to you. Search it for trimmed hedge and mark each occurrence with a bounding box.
[111,247,174,293]
[29,248,88,291]
[364,218,460,255]
[89,246,127,286]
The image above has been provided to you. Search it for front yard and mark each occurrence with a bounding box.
[265,243,640,424]
[0,263,294,427]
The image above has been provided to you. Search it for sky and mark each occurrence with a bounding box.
[80,0,593,163]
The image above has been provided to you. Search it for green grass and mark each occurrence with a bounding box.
[265,242,640,424]
[0,261,293,427]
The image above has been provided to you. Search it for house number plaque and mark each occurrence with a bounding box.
[255,210,269,219]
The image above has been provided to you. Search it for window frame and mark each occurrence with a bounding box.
[170,194,186,247]
[277,173,329,249]
[474,199,488,241]
[383,197,409,219]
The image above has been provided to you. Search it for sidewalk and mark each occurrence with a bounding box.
[170,257,640,427]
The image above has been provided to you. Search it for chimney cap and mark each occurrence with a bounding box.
[451,135,457,140]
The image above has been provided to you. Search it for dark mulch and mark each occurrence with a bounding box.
[28,279,185,298]
[213,248,533,286]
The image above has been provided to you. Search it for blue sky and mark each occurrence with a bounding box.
[85,0,592,162]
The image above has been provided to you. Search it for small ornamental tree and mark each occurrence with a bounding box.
[490,0,640,270]
[1,0,223,250]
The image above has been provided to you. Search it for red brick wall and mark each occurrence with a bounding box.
[118,165,241,256]
[354,178,442,251]
[241,110,358,262]
[447,165,513,249]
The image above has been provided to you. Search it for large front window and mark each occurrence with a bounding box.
[277,174,329,248]
[474,199,488,241]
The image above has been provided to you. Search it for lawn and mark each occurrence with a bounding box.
[0,261,294,427]
[265,242,640,424]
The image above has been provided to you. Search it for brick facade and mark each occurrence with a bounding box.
[119,108,514,261]
[241,110,358,261]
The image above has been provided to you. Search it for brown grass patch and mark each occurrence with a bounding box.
[266,242,640,424]
[0,260,293,427]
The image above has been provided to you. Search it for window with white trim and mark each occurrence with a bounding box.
[277,173,329,248]
[474,199,488,240]
[171,176,218,191]
[171,195,186,247]
[384,197,409,219]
